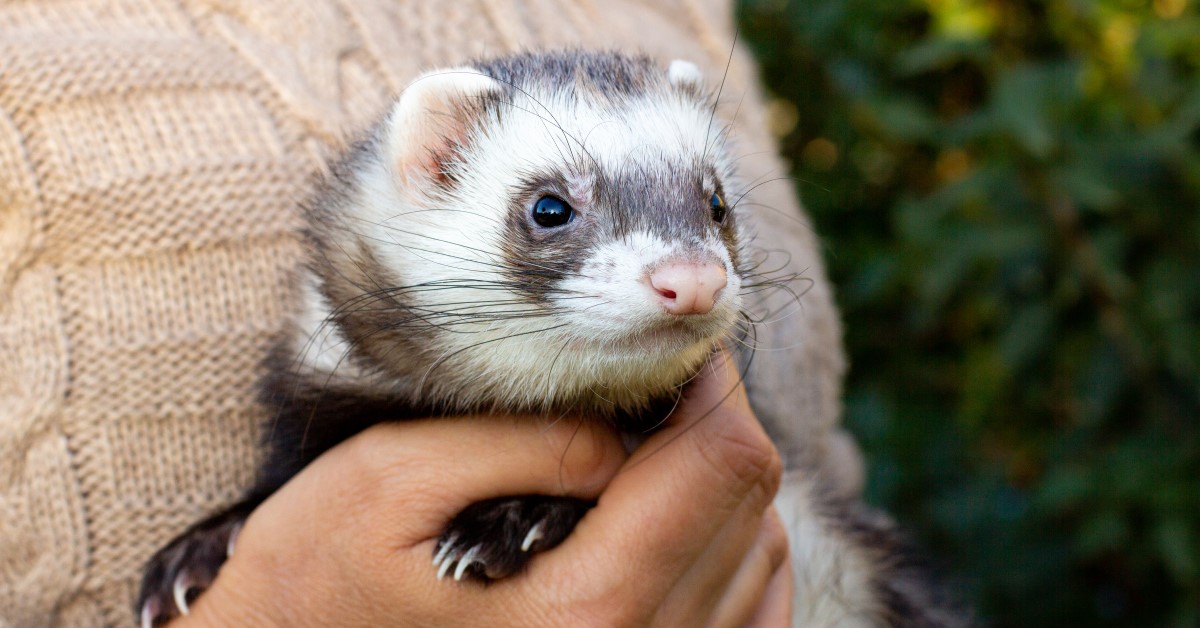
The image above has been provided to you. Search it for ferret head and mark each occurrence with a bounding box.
[307,51,748,416]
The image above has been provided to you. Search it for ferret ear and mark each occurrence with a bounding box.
[668,60,704,89]
[386,68,501,184]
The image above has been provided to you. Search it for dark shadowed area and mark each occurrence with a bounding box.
[738,0,1200,625]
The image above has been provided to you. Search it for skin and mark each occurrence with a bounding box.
[175,350,791,626]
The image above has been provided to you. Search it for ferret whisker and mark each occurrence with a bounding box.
[294,314,421,454]
[390,310,555,322]
[702,27,738,162]
[285,287,406,397]
[728,312,809,352]
[376,314,556,330]
[719,324,760,352]
[575,299,617,314]
[625,339,757,467]
[740,247,796,277]
[375,304,563,328]
[752,271,812,292]
[544,336,575,390]
[730,175,798,210]
[742,272,814,308]
[485,90,605,174]
[734,200,819,234]
[727,149,774,165]
[416,323,570,396]
[377,206,505,225]
[337,215,580,279]
[708,103,743,155]
[729,167,784,205]
[639,371,690,434]
[319,229,403,306]
[556,416,587,493]
[585,382,617,407]
[741,295,808,328]
[282,246,427,397]
[411,315,561,329]
[738,278,810,299]
[336,222,554,276]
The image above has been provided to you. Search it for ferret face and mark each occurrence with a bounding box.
[310,52,747,414]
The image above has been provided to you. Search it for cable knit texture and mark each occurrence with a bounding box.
[0,1,846,625]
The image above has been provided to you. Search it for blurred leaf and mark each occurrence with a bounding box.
[1155,518,1199,583]
[845,255,899,305]
[1034,466,1094,511]
[1076,510,1130,555]
[991,64,1076,159]
[1076,340,1128,426]
[998,303,1054,371]
[868,96,938,140]
[896,37,988,75]
[1052,163,1122,212]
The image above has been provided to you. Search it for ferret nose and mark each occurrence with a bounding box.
[649,261,727,315]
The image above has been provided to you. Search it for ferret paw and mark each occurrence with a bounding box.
[135,509,246,627]
[434,495,593,582]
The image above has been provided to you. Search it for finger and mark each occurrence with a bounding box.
[326,414,628,520]
[745,557,795,628]
[201,416,629,627]
[649,497,774,625]
[540,349,783,615]
[705,507,791,628]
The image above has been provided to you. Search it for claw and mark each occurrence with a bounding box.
[521,522,544,552]
[172,571,192,616]
[454,545,480,581]
[227,522,242,558]
[436,547,457,580]
[433,535,457,566]
[140,599,158,628]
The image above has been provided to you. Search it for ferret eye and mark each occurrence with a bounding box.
[710,193,727,223]
[533,196,574,228]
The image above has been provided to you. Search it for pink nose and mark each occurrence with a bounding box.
[649,261,727,315]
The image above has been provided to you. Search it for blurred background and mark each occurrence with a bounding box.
[737,0,1200,625]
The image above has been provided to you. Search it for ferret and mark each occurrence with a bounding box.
[137,51,965,627]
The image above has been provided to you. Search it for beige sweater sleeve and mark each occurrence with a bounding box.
[0,1,847,625]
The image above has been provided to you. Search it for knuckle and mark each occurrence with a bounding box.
[763,447,784,500]
[541,421,621,492]
[762,508,791,570]
[540,570,646,628]
[343,426,407,480]
[546,545,669,627]
[576,594,646,627]
[696,414,783,506]
[337,426,429,503]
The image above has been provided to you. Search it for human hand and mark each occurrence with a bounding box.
[176,350,789,626]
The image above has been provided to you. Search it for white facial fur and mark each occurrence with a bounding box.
[302,59,746,413]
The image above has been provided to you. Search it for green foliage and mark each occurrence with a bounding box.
[737,0,1200,625]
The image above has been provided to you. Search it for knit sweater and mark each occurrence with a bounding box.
[0,1,847,625]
